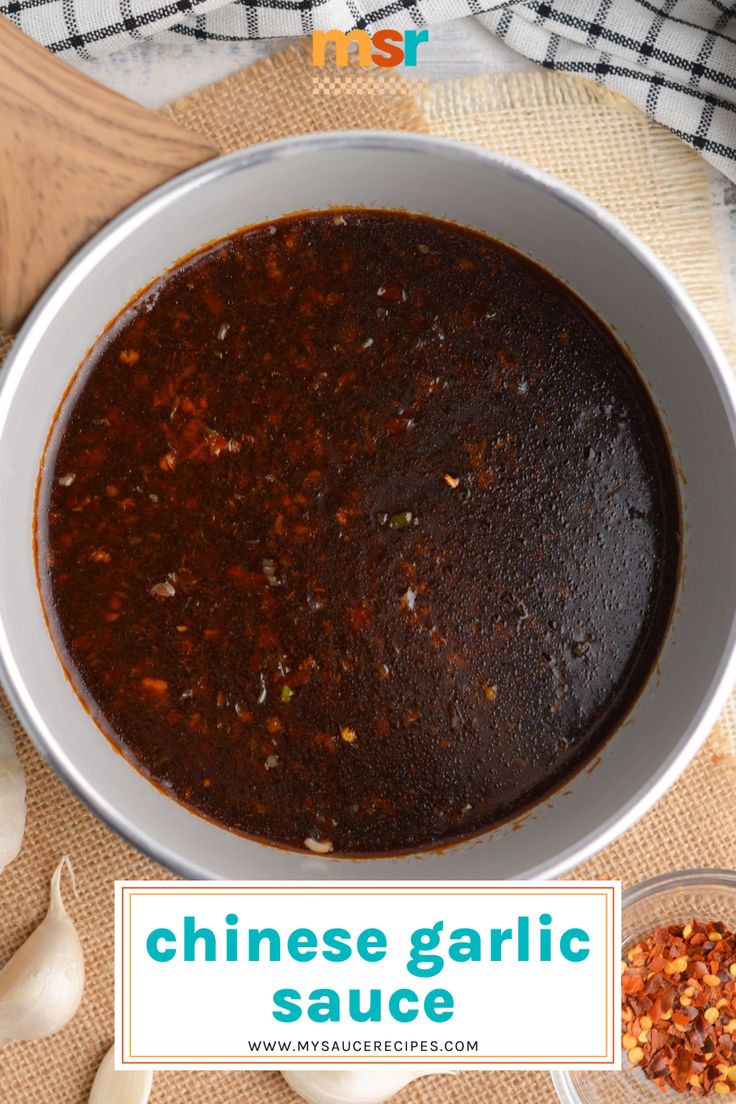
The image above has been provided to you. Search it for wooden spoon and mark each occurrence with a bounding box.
[0,17,218,333]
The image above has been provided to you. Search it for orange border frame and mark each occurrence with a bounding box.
[118,884,618,1068]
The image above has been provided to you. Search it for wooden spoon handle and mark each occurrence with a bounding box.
[0,17,218,333]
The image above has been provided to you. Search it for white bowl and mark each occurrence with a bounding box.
[1,132,735,879]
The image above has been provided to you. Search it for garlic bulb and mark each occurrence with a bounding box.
[89,1044,153,1104]
[283,1070,429,1104]
[0,855,84,1046]
[0,708,25,873]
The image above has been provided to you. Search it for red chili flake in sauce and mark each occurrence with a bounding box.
[621,920,736,1094]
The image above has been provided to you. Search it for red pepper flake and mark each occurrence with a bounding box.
[140,677,168,698]
[347,605,371,632]
[227,565,266,590]
[376,282,407,303]
[621,919,736,1094]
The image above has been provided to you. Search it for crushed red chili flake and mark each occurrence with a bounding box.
[621,919,736,1095]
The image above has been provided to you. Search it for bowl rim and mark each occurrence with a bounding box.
[621,866,736,908]
[1,129,736,879]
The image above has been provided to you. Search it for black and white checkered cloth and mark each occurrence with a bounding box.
[2,0,735,180]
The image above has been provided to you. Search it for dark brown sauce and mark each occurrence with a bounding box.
[36,209,680,855]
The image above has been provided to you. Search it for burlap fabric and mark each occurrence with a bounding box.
[0,42,734,1104]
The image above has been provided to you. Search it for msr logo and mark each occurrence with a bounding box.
[312,28,429,68]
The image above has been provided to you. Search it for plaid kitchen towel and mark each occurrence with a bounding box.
[2,0,736,181]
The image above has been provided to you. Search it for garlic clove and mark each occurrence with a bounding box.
[0,855,84,1046]
[89,1044,153,1104]
[283,1070,429,1104]
[0,708,26,874]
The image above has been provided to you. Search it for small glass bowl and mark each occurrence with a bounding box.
[551,869,736,1104]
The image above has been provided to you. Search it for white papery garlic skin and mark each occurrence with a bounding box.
[0,856,84,1046]
[89,1044,153,1104]
[0,708,26,874]
[283,1070,428,1104]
